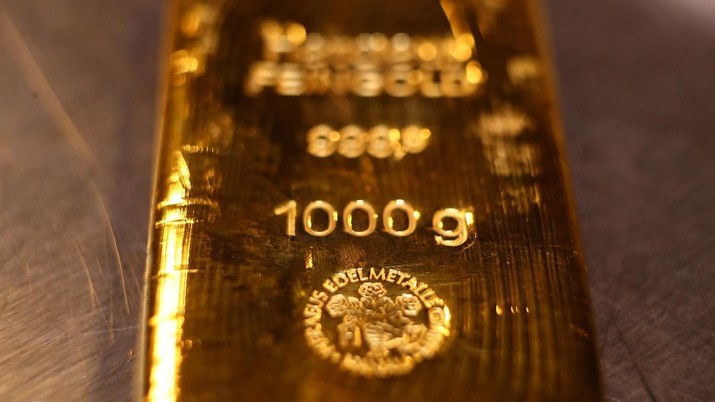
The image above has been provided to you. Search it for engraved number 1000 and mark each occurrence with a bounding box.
[274,199,472,247]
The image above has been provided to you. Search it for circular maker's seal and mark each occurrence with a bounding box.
[303,267,451,378]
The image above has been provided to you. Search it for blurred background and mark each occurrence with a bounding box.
[0,0,712,400]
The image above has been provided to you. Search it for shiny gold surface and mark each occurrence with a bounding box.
[144,0,601,400]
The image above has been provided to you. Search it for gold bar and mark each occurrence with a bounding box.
[143,0,602,400]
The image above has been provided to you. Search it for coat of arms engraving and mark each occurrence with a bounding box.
[304,268,450,377]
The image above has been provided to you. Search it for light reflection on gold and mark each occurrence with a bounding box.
[368,33,388,52]
[174,1,225,77]
[388,128,401,142]
[383,199,420,237]
[328,130,340,142]
[171,50,199,75]
[485,141,540,177]
[495,304,531,316]
[146,2,227,396]
[475,105,531,139]
[507,55,542,86]
[466,60,485,84]
[417,41,438,61]
[260,19,283,41]
[174,152,191,192]
[499,183,542,213]
[148,180,192,402]
[406,69,422,85]
[180,3,217,38]
[304,247,315,270]
[448,34,473,62]
[474,105,541,178]
[285,22,307,45]
[464,211,475,226]
[438,0,475,47]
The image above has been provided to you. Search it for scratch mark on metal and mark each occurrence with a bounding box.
[128,252,142,293]
[95,255,109,288]
[0,5,97,168]
[0,5,133,316]
[18,326,142,342]
[668,387,705,402]
[600,215,638,353]
[616,324,659,402]
[24,262,33,292]
[109,290,115,343]
[75,244,114,333]
[75,241,100,309]
[90,180,131,314]
[0,3,134,316]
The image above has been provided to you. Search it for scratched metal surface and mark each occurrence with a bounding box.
[0,0,712,401]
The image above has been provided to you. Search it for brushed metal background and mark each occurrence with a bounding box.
[0,0,712,400]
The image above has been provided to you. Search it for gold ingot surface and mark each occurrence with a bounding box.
[144,0,602,400]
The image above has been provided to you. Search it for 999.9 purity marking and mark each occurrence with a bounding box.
[307,124,431,159]
[274,199,473,246]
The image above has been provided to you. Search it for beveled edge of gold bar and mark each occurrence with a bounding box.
[138,0,181,399]
[527,1,604,395]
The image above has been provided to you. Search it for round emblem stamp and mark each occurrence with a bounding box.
[303,267,451,377]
